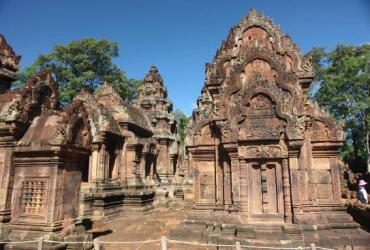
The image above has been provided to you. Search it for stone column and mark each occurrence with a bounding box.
[157,139,169,183]
[239,160,248,214]
[193,161,200,204]
[102,143,110,181]
[282,158,292,223]
[303,140,315,204]
[140,153,146,182]
[89,142,101,181]
[230,152,240,210]
[169,153,178,182]
[113,147,122,179]
[223,160,232,207]
[215,144,223,205]
[330,157,342,202]
[224,145,243,224]
[188,152,193,177]
[150,157,155,181]
[124,144,137,185]
[0,138,14,237]
[223,144,240,210]
[288,140,303,216]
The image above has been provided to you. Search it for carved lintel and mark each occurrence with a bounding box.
[223,143,238,152]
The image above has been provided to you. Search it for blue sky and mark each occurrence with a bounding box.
[1,0,369,116]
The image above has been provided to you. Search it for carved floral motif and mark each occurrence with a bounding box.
[239,140,288,159]
[239,124,284,140]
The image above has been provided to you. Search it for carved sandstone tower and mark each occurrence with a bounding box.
[171,9,370,248]
[132,66,179,184]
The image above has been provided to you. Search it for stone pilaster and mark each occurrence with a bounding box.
[157,139,170,183]
[282,158,292,223]
[0,137,14,238]
[89,142,103,181]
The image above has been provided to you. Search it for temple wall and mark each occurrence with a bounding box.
[11,162,58,224]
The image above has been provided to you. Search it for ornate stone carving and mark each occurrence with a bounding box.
[218,120,230,141]
[249,93,272,109]
[231,159,240,205]
[289,158,298,169]
[239,141,288,159]
[239,124,284,140]
[0,34,21,91]
[1,70,59,125]
[132,66,179,183]
[223,160,231,205]
[197,125,214,145]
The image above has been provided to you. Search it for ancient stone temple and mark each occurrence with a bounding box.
[74,83,158,219]
[0,35,174,248]
[171,9,370,248]
[132,66,179,184]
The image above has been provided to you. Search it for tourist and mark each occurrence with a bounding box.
[357,180,368,204]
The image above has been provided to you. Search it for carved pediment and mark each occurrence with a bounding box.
[1,70,59,124]
[249,93,273,110]
[239,117,285,141]
[17,102,92,149]
[0,34,21,83]
[188,8,342,150]
[309,120,330,141]
[75,88,122,138]
[243,59,277,84]
[195,124,215,145]
[47,101,91,148]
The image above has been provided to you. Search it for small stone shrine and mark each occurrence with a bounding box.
[171,9,370,248]
[132,66,179,184]
[0,35,180,248]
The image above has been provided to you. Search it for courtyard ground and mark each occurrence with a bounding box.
[89,208,214,250]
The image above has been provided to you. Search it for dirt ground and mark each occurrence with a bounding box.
[89,208,213,250]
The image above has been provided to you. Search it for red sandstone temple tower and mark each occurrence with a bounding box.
[132,66,179,184]
[171,9,370,248]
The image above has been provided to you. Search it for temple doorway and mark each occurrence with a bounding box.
[246,160,284,223]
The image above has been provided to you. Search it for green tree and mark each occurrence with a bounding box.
[173,109,189,154]
[12,65,37,89]
[312,44,370,172]
[34,38,140,105]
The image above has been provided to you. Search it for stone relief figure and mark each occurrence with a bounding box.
[268,35,275,51]
[240,71,247,85]
[302,51,313,72]
[250,94,271,109]
[231,38,242,58]
[281,96,292,115]
[295,116,307,136]
[219,120,229,140]
[333,121,345,141]
[239,127,253,140]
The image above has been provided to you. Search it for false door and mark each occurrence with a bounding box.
[247,160,284,222]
